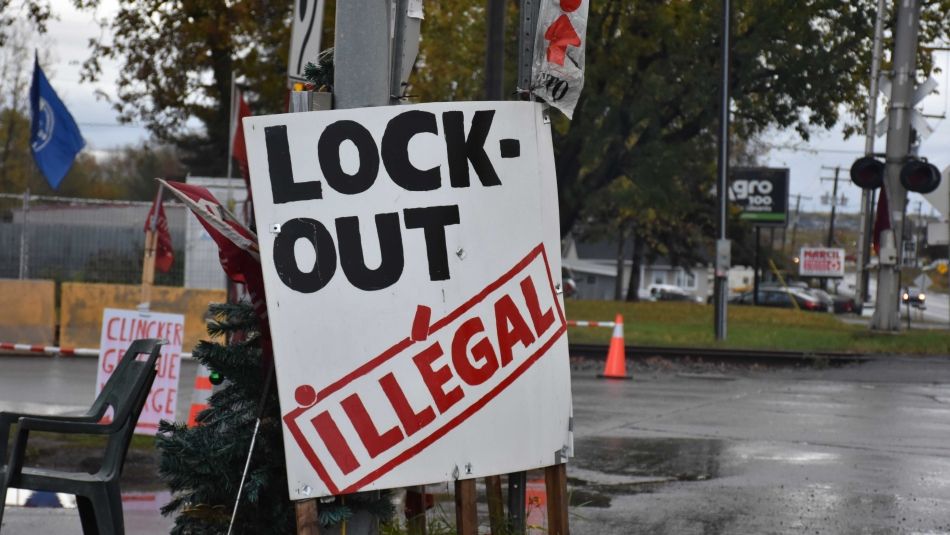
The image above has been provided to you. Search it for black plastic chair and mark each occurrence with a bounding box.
[0,338,165,534]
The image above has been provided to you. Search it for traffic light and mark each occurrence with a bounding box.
[849,156,884,189]
[899,158,941,193]
[849,156,942,194]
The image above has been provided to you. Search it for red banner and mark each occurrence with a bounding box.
[144,196,174,273]
[159,179,271,360]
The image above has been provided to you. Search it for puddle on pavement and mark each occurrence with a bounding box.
[566,437,726,509]
[573,436,725,482]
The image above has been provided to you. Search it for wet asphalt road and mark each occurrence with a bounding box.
[568,357,950,534]
[1,355,950,533]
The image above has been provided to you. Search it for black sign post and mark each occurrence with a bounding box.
[730,168,790,305]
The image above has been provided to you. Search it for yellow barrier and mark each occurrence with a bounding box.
[60,283,227,351]
[0,279,56,346]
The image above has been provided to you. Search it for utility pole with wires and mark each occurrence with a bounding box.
[788,193,812,257]
[872,0,923,331]
[820,166,848,248]
[855,0,887,306]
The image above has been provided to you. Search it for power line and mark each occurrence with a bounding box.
[761,142,867,155]
[77,122,145,128]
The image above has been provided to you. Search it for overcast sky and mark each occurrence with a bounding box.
[43,0,148,151]
[40,1,950,215]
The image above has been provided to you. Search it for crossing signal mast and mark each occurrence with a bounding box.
[849,0,938,331]
[850,156,941,194]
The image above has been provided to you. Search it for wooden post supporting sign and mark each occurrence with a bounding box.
[485,475,506,534]
[454,479,478,535]
[139,184,164,307]
[295,499,320,535]
[544,464,569,535]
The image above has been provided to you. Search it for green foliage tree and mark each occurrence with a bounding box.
[97,144,186,201]
[0,101,182,204]
[0,106,131,201]
[415,0,950,241]
[158,303,394,534]
[74,0,294,176]
[0,0,52,47]
[157,303,295,535]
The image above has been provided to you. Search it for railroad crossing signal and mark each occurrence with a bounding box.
[850,77,941,194]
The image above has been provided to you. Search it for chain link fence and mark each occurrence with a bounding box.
[0,192,226,289]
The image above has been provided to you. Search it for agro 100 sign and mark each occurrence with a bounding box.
[244,102,572,499]
[729,167,789,226]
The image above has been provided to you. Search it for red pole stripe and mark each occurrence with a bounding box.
[566,320,616,328]
[0,342,191,358]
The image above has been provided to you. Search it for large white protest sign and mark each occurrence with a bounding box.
[532,0,589,118]
[96,308,184,435]
[244,101,571,499]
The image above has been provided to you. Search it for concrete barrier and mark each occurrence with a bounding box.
[0,279,56,347]
[60,283,226,351]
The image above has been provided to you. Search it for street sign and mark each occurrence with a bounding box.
[532,0,589,118]
[799,247,846,278]
[875,76,937,140]
[244,101,572,499]
[729,167,789,226]
[715,239,731,277]
[96,308,184,435]
[288,0,327,83]
[927,221,949,246]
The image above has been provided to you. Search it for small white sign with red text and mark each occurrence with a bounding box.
[96,308,184,435]
[799,247,846,278]
[532,0,589,118]
[244,101,572,499]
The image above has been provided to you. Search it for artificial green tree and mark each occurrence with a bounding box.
[157,302,393,534]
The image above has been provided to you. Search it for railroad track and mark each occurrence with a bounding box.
[568,343,871,366]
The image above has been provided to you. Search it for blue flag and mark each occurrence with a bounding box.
[30,56,85,189]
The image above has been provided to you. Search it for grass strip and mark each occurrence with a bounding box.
[565,300,950,355]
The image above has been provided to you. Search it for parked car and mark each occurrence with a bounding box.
[648,284,697,302]
[901,287,926,309]
[561,267,577,298]
[729,287,828,312]
[762,283,859,314]
[805,288,835,311]
[830,294,861,314]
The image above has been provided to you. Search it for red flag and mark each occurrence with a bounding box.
[872,188,889,255]
[231,90,252,182]
[144,196,174,273]
[158,179,272,362]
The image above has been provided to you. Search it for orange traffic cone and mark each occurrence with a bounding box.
[187,364,213,426]
[598,314,631,379]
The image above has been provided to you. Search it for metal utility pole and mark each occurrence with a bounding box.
[787,193,811,256]
[510,3,541,531]
[856,0,888,305]
[871,0,922,331]
[914,200,923,267]
[17,189,29,280]
[714,0,732,341]
[485,0,506,100]
[517,0,541,95]
[820,166,843,247]
[334,0,391,108]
